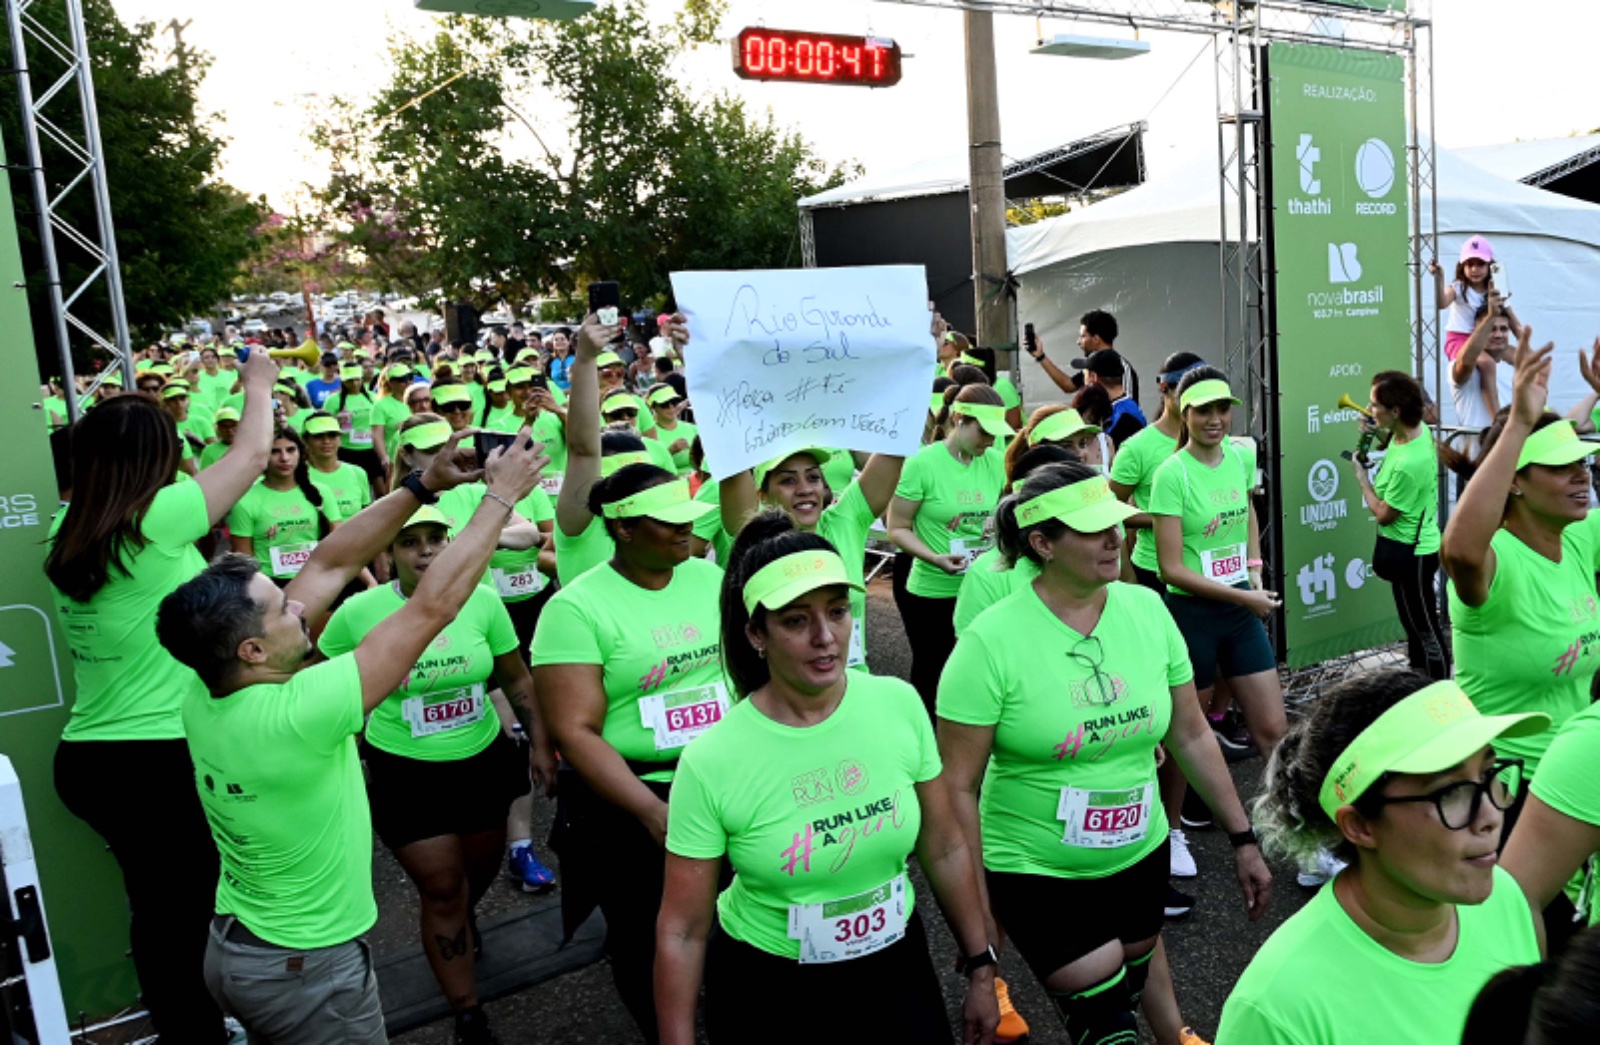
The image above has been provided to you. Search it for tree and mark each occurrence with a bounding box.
[0,0,262,373]
[312,0,856,315]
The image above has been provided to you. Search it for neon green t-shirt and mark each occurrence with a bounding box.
[276,406,308,434]
[953,549,1040,632]
[531,557,724,781]
[643,435,676,474]
[50,481,209,741]
[1218,866,1538,1044]
[817,481,878,670]
[332,391,376,451]
[199,441,230,470]
[994,376,1022,411]
[372,395,410,455]
[227,482,338,581]
[528,410,567,475]
[652,420,699,474]
[1148,443,1254,597]
[937,582,1190,877]
[1528,701,1600,923]
[894,442,1006,599]
[667,673,940,958]
[43,394,67,428]
[1372,426,1441,555]
[467,382,487,417]
[183,653,376,949]
[554,515,614,587]
[1109,423,1178,575]
[196,368,235,410]
[483,402,520,434]
[1448,514,1600,774]
[308,461,372,523]
[177,413,214,449]
[488,489,555,603]
[820,447,857,493]
[319,583,517,761]
[692,479,729,568]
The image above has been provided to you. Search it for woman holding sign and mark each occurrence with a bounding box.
[940,463,1271,1045]
[533,313,723,1042]
[889,384,1012,711]
[317,504,545,1041]
[1150,370,1287,767]
[227,426,342,587]
[656,511,999,1045]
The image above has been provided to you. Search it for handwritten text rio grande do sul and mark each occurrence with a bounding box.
[714,284,911,453]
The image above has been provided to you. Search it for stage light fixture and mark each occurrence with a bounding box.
[413,0,595,19]
[1031,34,1151,60]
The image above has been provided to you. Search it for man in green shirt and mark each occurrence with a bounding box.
[157,429,549,1044]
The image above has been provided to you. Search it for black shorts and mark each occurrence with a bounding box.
[362,732,526,849]
[337,446,384,486]
[1164,589,1276,690]
[1131,564,1164,596]
[705,910,951,1044]
[985,839,1168,983]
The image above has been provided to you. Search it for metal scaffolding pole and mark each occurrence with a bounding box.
[6,0,133,421]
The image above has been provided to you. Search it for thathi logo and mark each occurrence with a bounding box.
[1297,134,1321,194]
[1297,553,1337,609]
[1329,242,1363,283]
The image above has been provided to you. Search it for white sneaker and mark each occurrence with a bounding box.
[1169,828,1198,878]
[1296,848,1348,888]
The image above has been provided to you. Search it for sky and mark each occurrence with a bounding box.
[109,0,1600,211]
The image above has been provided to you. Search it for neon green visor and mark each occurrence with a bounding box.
[1015,475,1137,533]
[487,379,507,394]
[595,351,624,369]
[303,415,341,436]
[929,392,946,414]
[1180,379,1240,412]
[340,365,364,381]
[1029,408,1099,446]
[951,401,1015,438]
[399,421,452,451]
[1319,680,1549,820]
[601,450,652,476]
[161,381,191,399]
[1517,419,1595,470]
[742,549,865,615]
[754,448,834,489]
[432,385,472,408]
[385,365,415,381]
[646,385,680,407]
[956,352,984,367]
[599,477,714,524]
[214,407,240,424]
[102,371,123,386]
[505,367,536,385]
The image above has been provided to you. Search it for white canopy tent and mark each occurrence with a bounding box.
[1007,145,1600,428]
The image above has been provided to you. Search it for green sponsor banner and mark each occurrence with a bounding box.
[1268,43,1410,668]
[0,139,140,1012]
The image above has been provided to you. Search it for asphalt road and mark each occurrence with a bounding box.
[382,574,1314,1045]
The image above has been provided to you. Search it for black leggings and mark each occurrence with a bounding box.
[1388,552,1450,680]
[54,739,227,1045]
[705,911,952,1044]
[898,587,958,715]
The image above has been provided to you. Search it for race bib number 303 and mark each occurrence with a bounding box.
[789,874,908,964]
[1058,783,1154,849]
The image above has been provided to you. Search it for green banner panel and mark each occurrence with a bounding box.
[0,142,140,1013]
[1268,43,1410,668]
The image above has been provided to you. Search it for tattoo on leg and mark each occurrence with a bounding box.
[435,925,470,961]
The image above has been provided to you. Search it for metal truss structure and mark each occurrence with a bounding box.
[5,0,133,422]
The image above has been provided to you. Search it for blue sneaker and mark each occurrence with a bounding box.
[507,842,556,893]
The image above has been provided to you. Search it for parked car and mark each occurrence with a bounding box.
[241,318,269,335]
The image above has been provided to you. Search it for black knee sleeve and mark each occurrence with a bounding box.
[1048,968,1139,1045]
[1124,949,1153,1007]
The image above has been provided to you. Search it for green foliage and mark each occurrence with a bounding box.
[0,0,261,370]
[309,0,854,314]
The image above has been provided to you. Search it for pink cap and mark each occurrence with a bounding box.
[1460,236,1494,264]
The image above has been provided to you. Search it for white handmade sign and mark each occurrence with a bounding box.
[671,266,934,481]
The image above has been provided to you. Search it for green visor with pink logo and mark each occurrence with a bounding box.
[399,421,452,452]
[1517,419,1595,470]
[742,549,866,615]
[1318,680,1549,820]
[950,401,1015,438]
[599,477,714,525]
[1179,379,1241,412]
[399,505,451,534]
[1015,475,1137,534]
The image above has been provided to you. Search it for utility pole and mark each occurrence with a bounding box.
[163,18,191,73]
[963,9,1012,358]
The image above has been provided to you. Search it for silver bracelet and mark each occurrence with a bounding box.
[484,490,517,514]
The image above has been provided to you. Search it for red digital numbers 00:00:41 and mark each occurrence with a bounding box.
[733,28,902,87]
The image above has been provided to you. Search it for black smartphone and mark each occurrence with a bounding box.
[475,430,518,462]
[530,372,549,391]
[587,280,621,321]
[1024,322,1038,356]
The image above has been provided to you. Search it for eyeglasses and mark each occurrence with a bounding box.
[438,402,472,413]
[1366,758,1523,830]
[605,408,639,420]
[1066,635,1118,706]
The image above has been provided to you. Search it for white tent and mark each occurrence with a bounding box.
[1008,146,1600,426]
[1455,134,1600,185]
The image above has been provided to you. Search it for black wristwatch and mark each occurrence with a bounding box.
[1228,828,1260,849]
[399,469,439,506]
[960,944,999,976]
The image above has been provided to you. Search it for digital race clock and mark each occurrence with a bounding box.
[733,28,903,88]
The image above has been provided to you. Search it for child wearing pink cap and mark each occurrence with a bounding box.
[1431,235,1522,361]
